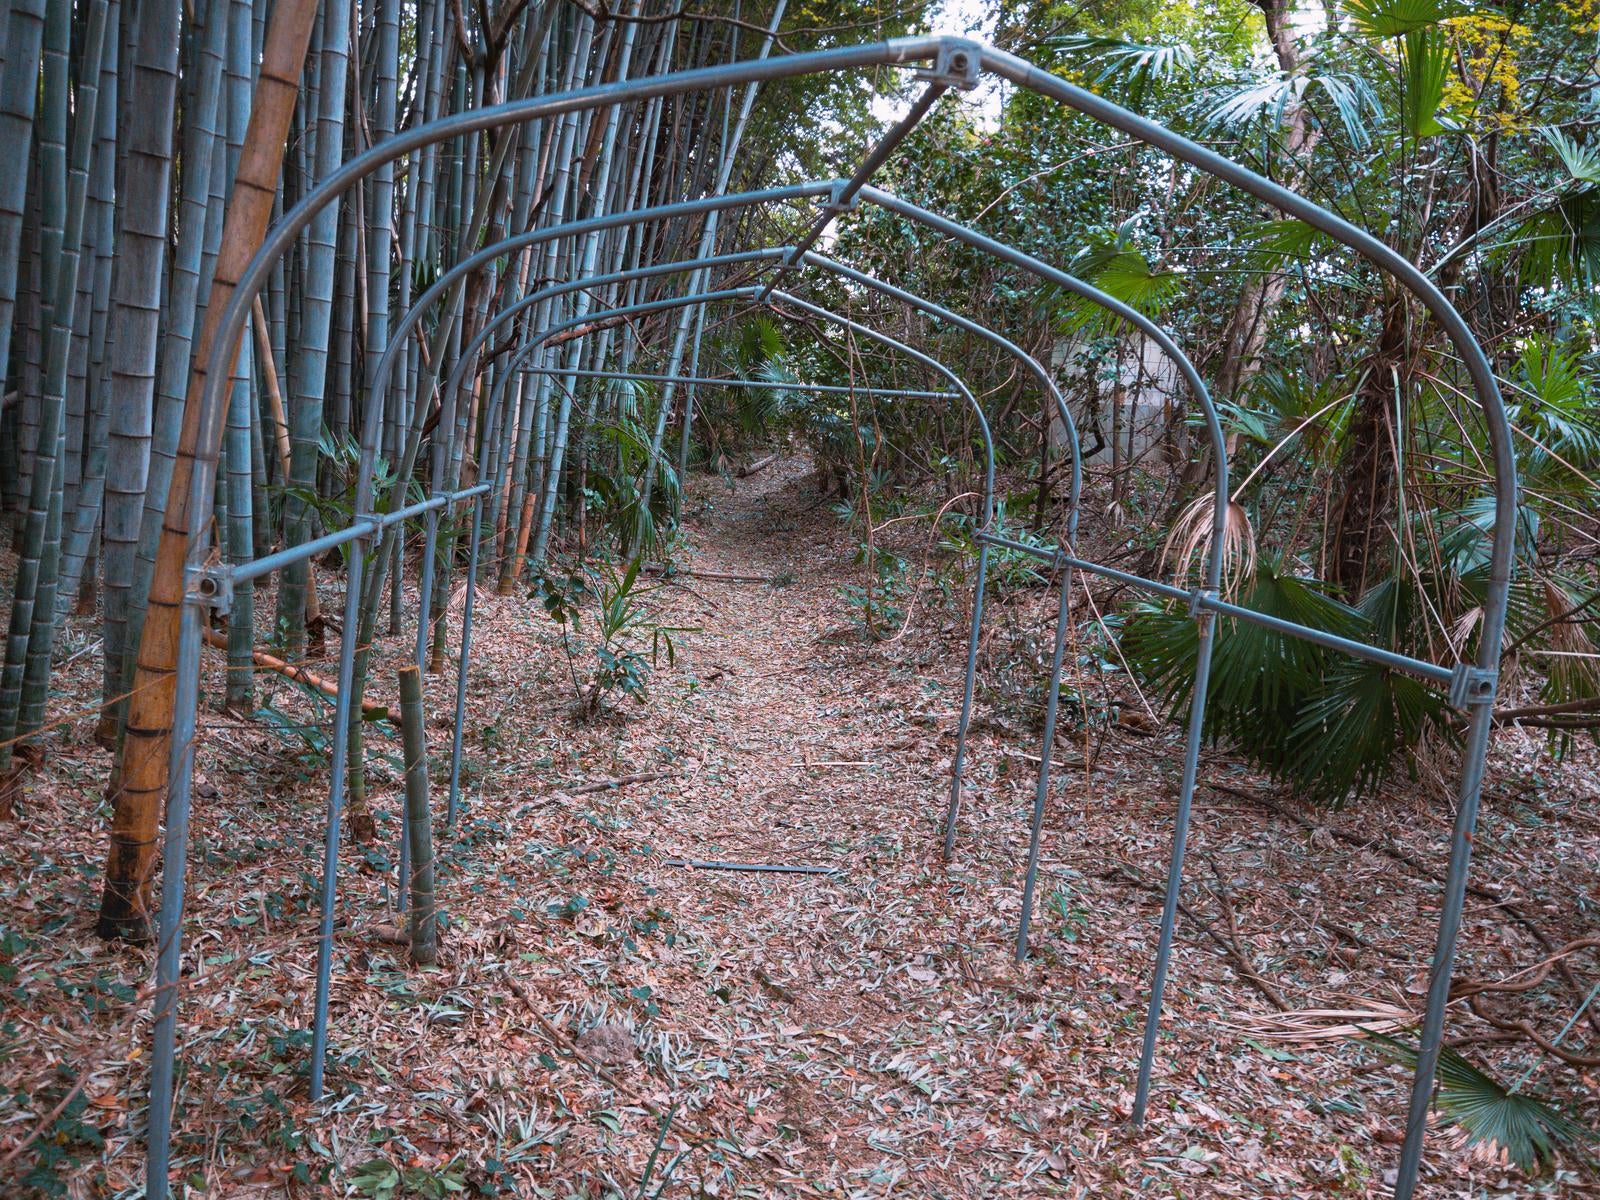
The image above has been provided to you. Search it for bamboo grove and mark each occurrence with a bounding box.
[0,0,923,939]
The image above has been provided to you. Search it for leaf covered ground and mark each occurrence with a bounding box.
[2,459,1597,1198]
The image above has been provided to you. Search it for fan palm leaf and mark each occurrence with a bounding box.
[1367,1035,1593,1172]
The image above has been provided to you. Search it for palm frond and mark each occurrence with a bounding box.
[1051,33,1196,100]
[1058,242,1182,337]
[1246,218,1333,266]
[1344,0,1468,38]
[1201,71,1380,148]
[1120,559,1467,805]
[1398,28,1455,140]
[1367,1035,1594,1172]
[1539,126,1600,188]
[1162,495,1257,598]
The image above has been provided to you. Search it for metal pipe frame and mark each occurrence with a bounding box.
[358,184,1227,988]
[754,78,953,304]
[417,228,1134,968]
[145,35,1515,1200]
[517,365,962,399]
[436,236,1111,965]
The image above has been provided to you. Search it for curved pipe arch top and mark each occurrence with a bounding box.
[797,249,1081,544]
[192,40,955,539]
[362,183,1230,567]
[419,248,789,488]
[437,277,998,515]
[974,44,1516,646]
[193,32,1513,638]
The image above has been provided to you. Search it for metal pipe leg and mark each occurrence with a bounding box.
[1392,701,1496,1199]
[447,496,483,826]
[1133,606,1219,1123]
[943,542,990,858]
[308,545,367,1101]
[145,593,205,1200]
[1015,563,1074,960]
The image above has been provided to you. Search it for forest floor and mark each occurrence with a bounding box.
[2,455,1598,1199]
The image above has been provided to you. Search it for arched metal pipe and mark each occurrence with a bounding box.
[845,187,1225,1105]
[361,187,1228,992]
[795,251,1080,869]
[974,50,1514,1169]
[416,238,1111,967]
[306,275,1001,1087]
[356,185,1222,947]
[355,188,1222,959]
[153,35,1513,1200]
[408,245,790,676]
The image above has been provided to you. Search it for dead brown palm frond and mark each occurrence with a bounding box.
[1222,998,1417,1043]
[1162,494,1257,598]
[1449,605,1484,657]
[1547,580,1600,679]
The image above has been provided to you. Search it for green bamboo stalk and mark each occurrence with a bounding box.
[12,177,43,542]
[369,0,400,636]
[499,18,588,590]
[638,0,788,534]
[274,0,351,660]
[0,0,110,761]
[222,0,256,713]
[528,2,640,569]
[100,0,320,942]
[120,0,227,714]
[55,1,122,616]
[0,0,47,404]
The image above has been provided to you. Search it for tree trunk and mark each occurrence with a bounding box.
[1329,289,1410,595]
[1181,0,1322,488]
[97,0,317,942]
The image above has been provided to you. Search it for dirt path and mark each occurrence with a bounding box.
[1,456,1574,1197]
[472,457,1462,1198]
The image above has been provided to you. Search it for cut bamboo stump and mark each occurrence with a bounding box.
[398,665,438,966]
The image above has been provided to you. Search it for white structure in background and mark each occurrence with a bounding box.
[1051,333,1180,466]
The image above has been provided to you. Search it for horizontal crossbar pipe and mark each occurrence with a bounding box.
[517,365,960,399]
[227,483,494,585]
[1202,595,1457,686]
[973,531,1190,602]
[663,858,842,875]
[229,523,372,586]
[1059,553,1190,603]
[974,531,1457,684]
[378,482,492,530]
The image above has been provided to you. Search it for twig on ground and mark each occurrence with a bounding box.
[1102,862,1289,1011]
[564,769,676,796]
